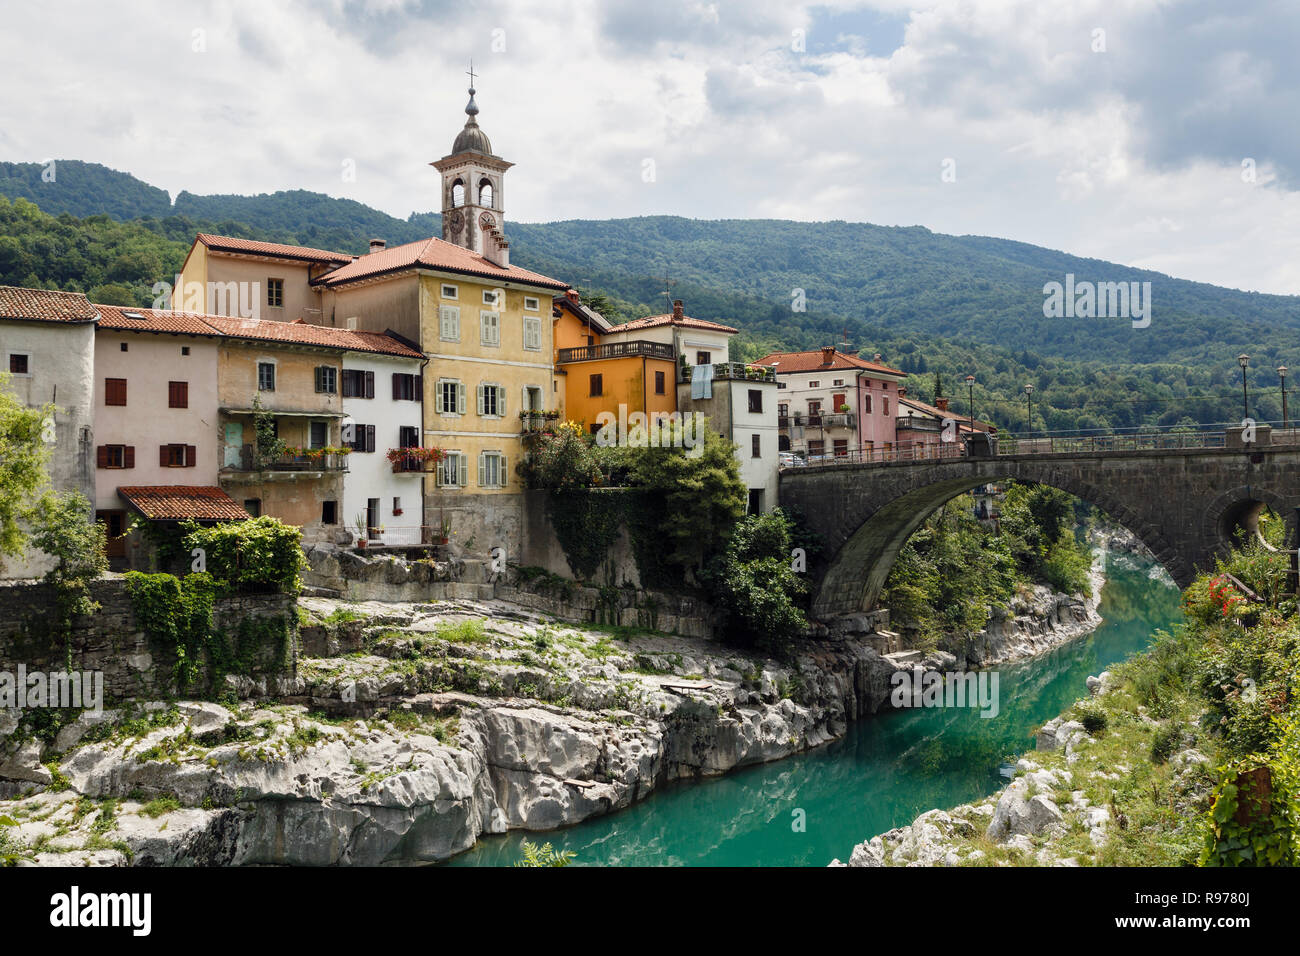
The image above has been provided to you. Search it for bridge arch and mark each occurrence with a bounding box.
[778,448,1300,621]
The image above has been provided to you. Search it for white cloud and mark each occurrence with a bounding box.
[0,0,1297,293]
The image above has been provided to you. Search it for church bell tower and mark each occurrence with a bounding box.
[431,69,514,266]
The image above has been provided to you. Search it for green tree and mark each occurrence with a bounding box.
[708,510,808,654]
[0,372,53,570]
[30,491,109,623]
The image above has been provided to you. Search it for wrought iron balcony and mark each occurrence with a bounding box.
[556,340,675,363]
[678,362,777,384]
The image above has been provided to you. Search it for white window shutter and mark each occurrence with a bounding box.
[477,384,485,415]
[477,452,486,487]
[499,454,507,487]
[457,383,466,415]
[457,454,467,487]
[497,386,506,416]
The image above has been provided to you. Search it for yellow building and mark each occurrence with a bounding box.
[552,291,677,432]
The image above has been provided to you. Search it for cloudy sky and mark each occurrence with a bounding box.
[2,0,1299,294]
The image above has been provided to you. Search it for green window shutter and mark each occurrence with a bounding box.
[499,454,507,487]
[457,454,467,487]
[497,386,506,417]
[457,383,466,415]
[477,452,485,487]
[477,384,485,415]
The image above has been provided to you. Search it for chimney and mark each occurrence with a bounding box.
[566,288,580,303]
[936,397,950,412]
[821,346,835,365]
[369,238,386,253]
[672,299,684,320]
[898,385,906,397]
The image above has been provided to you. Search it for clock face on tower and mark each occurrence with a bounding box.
[479,212,496,230]
[448,210,464,231]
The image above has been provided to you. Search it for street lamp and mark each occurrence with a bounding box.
[1279,366,1289,431]
[1238,354,1250,422]
[965,374,976,435]
[1024,384,1034,437]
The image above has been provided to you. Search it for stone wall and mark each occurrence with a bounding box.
[520,488,642,587]
[0,578,298,703]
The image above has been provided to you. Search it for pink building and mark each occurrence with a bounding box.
[755,347,906,459]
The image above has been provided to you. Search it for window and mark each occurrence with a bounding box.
[165,379,188,408]
[315,366,338,394]
[808,440,824,457]
[881,381,890,390]
[479,178,494,208]
[8,353,29,375]
[751,434,761,458]
[244,498,261,517]
[833,379,844,387]
[523,315,542,350]
[181,346,191,356]
[105,378,127,406]
[478,450,507,488]
[441,284,458,300]
[367,498,381,533]
[96,444,133,469]
[807,400,822,423]
[589,373,603,397]
[439,305,460,341]
[437,379,466,415]
[267,279,284,308]
[778,434,791,451]
[160,443,195,467]
[522,385,544,412]
[834,439,849,457]
[309,421,328,449]
[778,403,788,418]
[258,362,275,391]
[865,395,873,414]
[524,296,540,311]
[322,501,338,525]
[346,424,376,453]
[883,397,890,416]
[399,425,419,448]
[748,489,764,515]
[809,381,820,388]
[655,370,666,395]
[480,309,500,346]
[452,179,465,207]
[482,289,500,307]
[392,373,420,401]
[478,383,506,418]
[342,369,375,398]
[696,350,712,365]
[748,389,763,413]
[120,343,128,352]
[436,452,468,488]
[832,393,846,412]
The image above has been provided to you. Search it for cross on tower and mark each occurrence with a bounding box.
[467,61,477,88]
[661,275,676,310]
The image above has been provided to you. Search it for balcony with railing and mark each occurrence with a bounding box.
[822,412,857,428]
[222,444,350,478]
[557,340,675,363]
[387,448,442,473]
[520,409,562,433]
[678,362,777,384]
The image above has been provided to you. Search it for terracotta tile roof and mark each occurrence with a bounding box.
[613,313,739,334]
[118,486,251,521]
[0,285,98,323]
[314,236,568,291]
[95,304,224,337]
[200,314,423,358]
[553,293,613,334]
[754,348,905,377]
[196,234,354,265]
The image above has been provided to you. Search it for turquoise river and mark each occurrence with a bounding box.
[449,556,1182,866]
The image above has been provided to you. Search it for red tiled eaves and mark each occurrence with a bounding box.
[0,285,98,323]
[754,348,905,377]
[199,314,423,358]
[118,486,251,521]
[614,313,739,334]
[314,235,569,291]
[196,233,355,265]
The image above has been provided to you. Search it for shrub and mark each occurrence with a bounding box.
[181,516,305,593]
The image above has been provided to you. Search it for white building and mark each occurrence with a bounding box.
[340,343,427,546]
[0,286,98,579]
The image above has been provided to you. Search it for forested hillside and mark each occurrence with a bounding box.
[4,159,1300,433]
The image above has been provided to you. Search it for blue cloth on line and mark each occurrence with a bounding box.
[691,363,713,399]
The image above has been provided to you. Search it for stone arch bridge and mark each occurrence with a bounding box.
[778,436,1300,620]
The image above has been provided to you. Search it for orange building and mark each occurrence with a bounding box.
[551,290,678,432]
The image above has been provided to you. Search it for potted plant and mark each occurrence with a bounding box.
[438,515,451,545]
[353,513,368,548]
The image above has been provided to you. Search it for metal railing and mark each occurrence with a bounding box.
[557,340,675,363]
[678,362,777,384]
[355,525,442,547]
[226,444,348,473]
